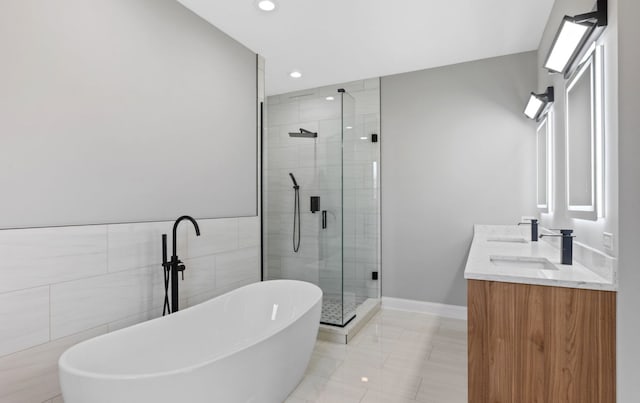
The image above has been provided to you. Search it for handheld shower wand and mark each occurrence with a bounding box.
[289,173,301,253]
[289,173,299,189]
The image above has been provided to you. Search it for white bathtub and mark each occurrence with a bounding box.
[59,280,322,403]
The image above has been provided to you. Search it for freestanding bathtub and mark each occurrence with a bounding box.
[59,280,322,403]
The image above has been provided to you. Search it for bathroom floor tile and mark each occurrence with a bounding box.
[284,396,310,403]
[313,380,367,403]
[290,374,331,401]
[305,353,343,378]
[287,308,467,403]
[312,340,350,361]
[360,389,421,403]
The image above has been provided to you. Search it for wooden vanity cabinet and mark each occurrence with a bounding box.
[467,279,616,403]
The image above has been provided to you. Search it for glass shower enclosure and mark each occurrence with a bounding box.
[264,84,380,327]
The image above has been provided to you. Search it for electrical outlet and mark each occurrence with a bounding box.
[603,232,614,251]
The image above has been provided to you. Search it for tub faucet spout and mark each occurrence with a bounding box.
[169,216,200,313]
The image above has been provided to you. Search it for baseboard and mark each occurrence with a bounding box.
[381,297,467,321]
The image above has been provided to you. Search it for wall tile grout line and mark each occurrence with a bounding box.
[105,224,110,274]
[0,323,109,360]
[48,285,52,344]
[47,264,160,289]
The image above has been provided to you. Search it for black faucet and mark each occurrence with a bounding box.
[517,218,538,242]
[162,216,201,315]
[539,229,574,265]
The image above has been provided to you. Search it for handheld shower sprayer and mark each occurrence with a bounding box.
[289,173,301,253]
[289,173,299,189]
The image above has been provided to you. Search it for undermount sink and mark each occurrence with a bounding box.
[489,255,558,271]
[487,236,528,243]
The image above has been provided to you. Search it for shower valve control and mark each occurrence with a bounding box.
[311,196,320,213]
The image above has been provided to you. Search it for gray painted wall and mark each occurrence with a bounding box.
[0,0,257,228]
[380,52,537,306]
[617,0,640,400]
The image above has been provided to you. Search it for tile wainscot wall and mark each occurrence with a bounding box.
[0,216,260,403]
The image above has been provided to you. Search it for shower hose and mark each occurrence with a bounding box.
[161,234,171,316]
[292,185,301,252]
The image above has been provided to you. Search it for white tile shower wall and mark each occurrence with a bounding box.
[0,216,260,402]
[265,78,381,301]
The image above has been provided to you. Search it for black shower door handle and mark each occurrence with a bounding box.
[322,210,327,229]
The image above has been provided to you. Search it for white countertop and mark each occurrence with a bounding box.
[464,225,617,291]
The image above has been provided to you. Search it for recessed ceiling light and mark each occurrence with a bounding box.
[361,377,369,383]
[257,0,277,12]
[325,96,335,101]
[289,71,302,79]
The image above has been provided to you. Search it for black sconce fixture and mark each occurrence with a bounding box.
[544,0,607,75]
[524,86,554,121]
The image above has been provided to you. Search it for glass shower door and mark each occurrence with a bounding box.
[315,89,357,326]
[263,87,360,327]
[339,90,357,326]
[317,91,345,326]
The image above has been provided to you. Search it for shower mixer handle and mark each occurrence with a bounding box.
[177,262,185,280]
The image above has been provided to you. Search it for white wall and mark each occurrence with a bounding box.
[536,0,619,257]
[0,0,257,228]
[0,2,264,402]
[380,52,538,306]
[616,0,640,400]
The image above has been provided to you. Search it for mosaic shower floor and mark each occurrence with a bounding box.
[321,297,357,325]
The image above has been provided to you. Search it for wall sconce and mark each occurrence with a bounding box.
[524,87,555,121]
[544,0,607,75]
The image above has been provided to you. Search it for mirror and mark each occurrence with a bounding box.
[565,45,603,219]
[536,114,552,211]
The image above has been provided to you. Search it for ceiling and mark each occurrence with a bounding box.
[177,0,555,96]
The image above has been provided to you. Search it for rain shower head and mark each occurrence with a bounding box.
[289,128,318,138]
